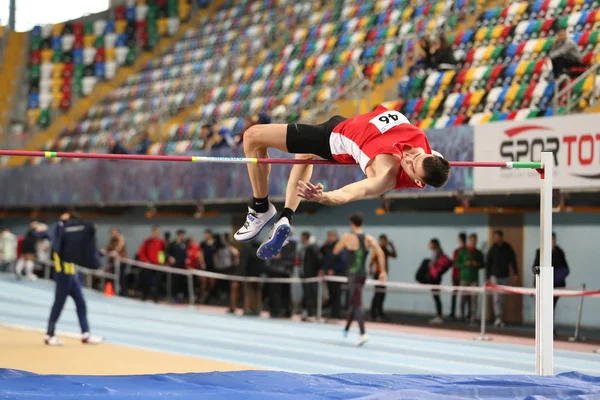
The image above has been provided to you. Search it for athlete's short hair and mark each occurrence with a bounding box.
[349,213,364,227]
[422,156,451,188]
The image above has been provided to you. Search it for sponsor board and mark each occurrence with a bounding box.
[474,114,600,191]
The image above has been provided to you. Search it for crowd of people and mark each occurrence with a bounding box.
[0,222,570,330]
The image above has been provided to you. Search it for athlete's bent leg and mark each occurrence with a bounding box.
[235,124,288,242]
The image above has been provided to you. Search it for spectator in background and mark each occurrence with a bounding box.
[185,236,205,302]
[137,225,166,302]
[456,234,484,325]
[167,229,188,303]
[0,227,17,272]
[100,227,128,296]
[15,223,38,281]
[486,230,518,328]
[107,136,131,155]
[300,232,323,321]
[201,124,235,150]
[433,33,457,71]
[427,238,452,325]
[450,233,467,320]
[413,36,434,73]
[240,238,264,316]
[549,28,583,77]
[164,231,172,246]
[369,234,396,322]
[321,231,345,319]
[136,131,152,155]
[214,233,241,313]
[533,232,569,311]
[267,237,297,318]
[200,229,217,303]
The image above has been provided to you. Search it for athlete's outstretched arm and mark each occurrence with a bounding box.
[298,175,395,206]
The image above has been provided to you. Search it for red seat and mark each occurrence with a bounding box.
[60,96,71,111]
[500,26,512,41]
[541,18,555,35]
[507,110,518,120]
[578,31,591,46]
[367,29,378,42]
[95,48,105,63]
[514,42,527,58]
[464,49,476,64]
[581,52,594,65]
[422,3,431,16]
[114,5,126,20]
[453,32,464,47]
[363,63,374,78]
[62,63,74,78]
[30,50,41,64]
[455,68,468,87]
[300,41,310,56]
[73,22,84,36]
[413,98,425,116]
[499,6,510,22]
[453,115,466,125]
[586,10,597,28]
[376,45,385,58]
[461,92,472,111]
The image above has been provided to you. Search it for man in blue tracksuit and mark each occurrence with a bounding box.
[35,211,104,346]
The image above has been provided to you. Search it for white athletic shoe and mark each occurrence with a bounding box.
[45,335,64,346]
[429,316,444,325]
[256,217,292,260]
[234,203,277,242]
[356,334,368,347]
[82,333,104,344]
[493,318,505,328]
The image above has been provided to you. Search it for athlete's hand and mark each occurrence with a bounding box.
[378,271,388,282]
[297,180,324,202]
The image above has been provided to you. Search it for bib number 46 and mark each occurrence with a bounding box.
[369,110,408,133]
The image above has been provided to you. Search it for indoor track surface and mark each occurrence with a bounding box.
[1,274,600,399]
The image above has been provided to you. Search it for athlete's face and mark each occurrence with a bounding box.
[401,152,430,188]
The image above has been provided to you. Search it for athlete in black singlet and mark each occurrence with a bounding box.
[333,213,386,346]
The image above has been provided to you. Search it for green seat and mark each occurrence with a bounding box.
[84,21,94,35]
[39,109,50,128]
[315,70,326,84]
[490,111,502,122]
[30,64,41,80]
[447,15,457,30]
[513,83,527,108]
[558,16,569,30]
[74,64,84,79]
[491,45,503,62]
[74,78,83,96]
[420,98,432,119]
[273,78,283,92]
[527,109,540,119]
[147,5,158,19]
[125,48,136,66]
[484,26,493,42]
[95,36,105,48]
[52,49,63,63]
[532,20,543,38]
[589,30,599,46]
[30,37,41,51]
[524,61,535,77]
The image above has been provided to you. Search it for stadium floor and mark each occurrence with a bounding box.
[1,274,600,399]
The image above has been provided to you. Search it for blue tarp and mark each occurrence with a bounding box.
[1,369,600,399]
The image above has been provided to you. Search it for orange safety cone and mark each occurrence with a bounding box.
[104,282,115,297]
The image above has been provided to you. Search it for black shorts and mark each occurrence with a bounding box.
[286,115,347,160]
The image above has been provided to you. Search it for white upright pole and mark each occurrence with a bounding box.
[536,151,554,375]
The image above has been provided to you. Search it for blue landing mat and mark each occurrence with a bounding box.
[1,369,600,399]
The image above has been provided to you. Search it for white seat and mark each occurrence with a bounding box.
[82,77,97,96]
[435,115,450,128]
[167,18,180,36]
[515,108,531,120]
[83,48,96,65]
[443,93,460,114]
[41,24,53,38]
[469,112,485,125]
[61,34,74,51]
[282,75,294,91]
[105,33,117,49]
[105,62,117,79]
[93,20,107,37]
[115,47,128,64]
[135,5,149,22]
[41,63,53,79]
[39,92,52,108]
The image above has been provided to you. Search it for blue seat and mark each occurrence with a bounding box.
[28,93,40,109]
[52,36,62,51]
[446,116,456,127]
[461,29,474,44]
[125,7,136,21]
[73,49,84,64]
[496,111,508,121]
[105,20,115,33]
[95,62,105,78]
[32,25,42,36]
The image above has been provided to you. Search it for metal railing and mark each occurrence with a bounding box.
[553,61,600,114]
[29,255,597,343]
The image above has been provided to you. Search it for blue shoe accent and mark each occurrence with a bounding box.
[236,212,277,243]
[256,223,291,260]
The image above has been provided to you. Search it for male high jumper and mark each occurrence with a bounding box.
[233,105,451,259]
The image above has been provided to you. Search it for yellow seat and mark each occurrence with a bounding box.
[515,60,528,77]
[464,68,476,87]
[52,92,62,108]
[27,109,41,126]
[226,86,236,99]
[158,18,168,35]
[429,93,444,113]
[516,2,528,16]
[426,19,437,34]
[83,35,95,48]
[51,63,64,79]
[441,70,456,86]
[294,74,303,88]
[304,56,316,71]
[273,62,284,76]
[402,7,414,21]
[387,26,399,38]
[483,45,494,61]
[420,117,434,129]
[41,49,53,63]
[534,39,546,55]
[492,25,504,41]
[371,62,383,78]
[475,27,487,43]
[326,37,337,49]
[115,20,127,34]
[52,23,64,36]
[358,16,370,30]
[471,89,486,106]
[105,47,116,61]
[583,74,594,92]
[179,3,191,20]
[503,83,520,110]
[323,69,335,83]
[480,112,493,124]
[339,50,351,63]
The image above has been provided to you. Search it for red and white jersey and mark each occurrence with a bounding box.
[329,105,432,189]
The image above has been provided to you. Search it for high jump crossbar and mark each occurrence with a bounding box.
[0,149,554,376]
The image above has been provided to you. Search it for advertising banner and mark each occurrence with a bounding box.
[474,113,600,191]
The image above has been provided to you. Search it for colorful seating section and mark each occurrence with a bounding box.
[148,0,462,156]
[38,0,311,160]
[392,0,600,129]
[27,0,193,128]
[31,0,600,164]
